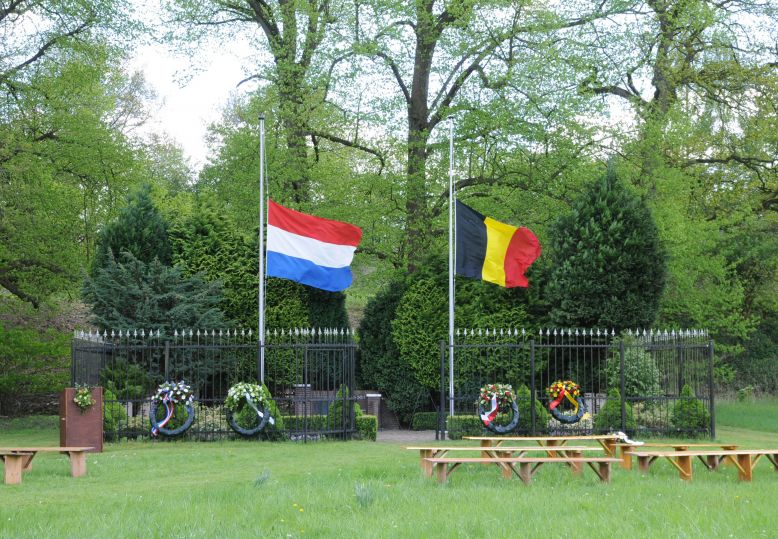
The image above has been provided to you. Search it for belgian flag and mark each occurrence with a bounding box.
[455,200,541,288]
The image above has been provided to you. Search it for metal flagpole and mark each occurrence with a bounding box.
[258,114,266,383]
[448,121,455,417]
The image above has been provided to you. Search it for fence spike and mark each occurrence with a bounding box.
[247,328,252,336]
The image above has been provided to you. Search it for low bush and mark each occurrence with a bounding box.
[670,384,710,436]
[516,385,550,431]
[446,415,483,440]
[326,385,363,431]
[411,412,439,431]
[103,389,128,441]
[355,415,377,441]
[593,388,636,433]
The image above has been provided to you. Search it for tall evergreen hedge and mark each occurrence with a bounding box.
[546,168,665,331]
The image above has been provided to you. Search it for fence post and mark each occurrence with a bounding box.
[619,340,626,432]
[438,340,445,441]
[530,340,536,435]
[708,340,716,439]
[164,341,170,380]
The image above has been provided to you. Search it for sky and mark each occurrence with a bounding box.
[130,41,253,169]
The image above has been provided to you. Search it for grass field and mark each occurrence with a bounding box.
[2,405,778,538]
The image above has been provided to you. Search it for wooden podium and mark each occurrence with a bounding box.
[59,387,103,452]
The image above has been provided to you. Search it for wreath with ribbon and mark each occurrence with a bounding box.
[478,383,519,434]
[546,380,586,424]
[150,381,196,436]
[224,382,275,436]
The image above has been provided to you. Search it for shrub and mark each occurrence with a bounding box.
[411,412,439,431]
[0,324,70,397]
[326,385,362,431]
[103,389,128,441]
[604,337,663,401]
[670,384,710,435]
[515,384,550,431]
[355,415,377,441]
[446,415,484,440]
[281,415,328,431]
[99,359,153,401]
[547,167,665,330]
[594,388,636,433]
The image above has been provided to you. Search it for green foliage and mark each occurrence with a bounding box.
[547,168,666,330]
[515,384,550,431]
[410,412,440,431]
[260,384,285,436]
[82,251,228,332]
[0,324,70,396]
[99,360,153,401]
[445,415,484,440]
[355,415,377,441]
[670,384,711,435]
[103,389,128,441]
[92,184,172,273]
[594,388,636,433]
[604,337,664,400]
[326,385,363,431]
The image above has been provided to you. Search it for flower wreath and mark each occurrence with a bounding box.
[224,382,274,436]
[478,383,519,433]
[546,379,586,424]
[150,381,196,436]
[152,381,195,405]
[73,385,95,413]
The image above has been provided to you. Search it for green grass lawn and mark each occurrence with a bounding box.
[2,407,778,538]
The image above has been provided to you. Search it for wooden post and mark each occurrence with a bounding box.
[570,451,583,475]
[638,456,650,474]
[420,450,433,477]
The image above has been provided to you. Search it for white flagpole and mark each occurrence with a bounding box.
[448,121,455,418]
[258,114,266,383]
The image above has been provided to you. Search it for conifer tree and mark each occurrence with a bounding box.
[547,168,666,330]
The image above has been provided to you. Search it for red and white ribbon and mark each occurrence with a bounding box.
[480,394,500,426]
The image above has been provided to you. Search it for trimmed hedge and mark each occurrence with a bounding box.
[356,415,377,441]
[670,384,710,436]
[446,415,484,440]
[411,412,439,431]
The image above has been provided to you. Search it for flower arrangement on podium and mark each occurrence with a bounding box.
[73,384,96,413]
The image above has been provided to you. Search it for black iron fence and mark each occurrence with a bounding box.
[72,328,358,441]
[439,328,714,439]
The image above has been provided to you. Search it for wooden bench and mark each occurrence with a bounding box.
[0,447,93,484]
[632,449,778,481]
[408,445,604,476]
[464,435,624,457]
[1,452,34,485]
[615,443,738,470]
[425,455,621,484]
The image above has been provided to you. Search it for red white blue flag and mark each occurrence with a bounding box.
[266,200,362,292]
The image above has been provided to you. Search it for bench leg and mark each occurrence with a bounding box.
[569,451,583,476]
[435,462,448,484]
[68,451,87,478]
[420,450,433,477]
[705,455,719,471]
[637,456,650,474]
[598,462,611,483]
[3,455,25,485]
[620,447,633,470]
[677,455,692,481]
[518,463,532,485]
[737,454,752,482]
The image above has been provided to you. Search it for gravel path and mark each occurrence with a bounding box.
[375,430,440,443]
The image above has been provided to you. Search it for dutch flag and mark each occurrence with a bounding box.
[266,200,362,292]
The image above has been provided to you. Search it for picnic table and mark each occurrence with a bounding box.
[632,449,778,481]
[615,442,739,470]
[464,434,625,457]
[0,447,93,484]
[407,445,604,476]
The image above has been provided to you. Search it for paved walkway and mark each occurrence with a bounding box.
[376,430,439,443]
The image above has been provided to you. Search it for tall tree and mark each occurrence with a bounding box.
[546,167,666,330]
